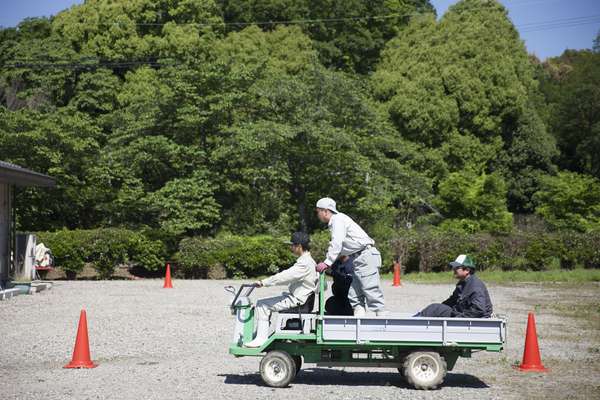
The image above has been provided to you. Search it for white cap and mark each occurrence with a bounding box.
[316,197,338,213]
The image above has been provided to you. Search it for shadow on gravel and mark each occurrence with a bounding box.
[442,372,489,388]
[220,369,489,389]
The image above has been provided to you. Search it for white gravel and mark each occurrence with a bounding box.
[1,279,598,400]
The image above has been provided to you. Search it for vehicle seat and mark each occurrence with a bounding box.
[279,292,316,331]
[280,292,315,314]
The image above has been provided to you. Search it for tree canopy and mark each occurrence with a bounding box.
[1,0,598,244]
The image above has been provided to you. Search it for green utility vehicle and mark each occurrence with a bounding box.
[227,273,506,389]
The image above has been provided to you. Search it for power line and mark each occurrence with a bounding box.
[2,60,181,70]
[4,3,591,33]
[522,21,600,33]
[50,1,572,29]
[41,3,525,29]
[516,14,600,28]
[85,12,425,28]
[4,10,598,70]
[520,16,600,33]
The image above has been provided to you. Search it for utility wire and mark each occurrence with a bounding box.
[48,1,573,28]
[3,11,598,70]
[74,12,425,28]
[520,16,600,33]
[517,14,600,27]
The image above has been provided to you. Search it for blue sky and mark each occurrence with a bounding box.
[431,0,600,59]
[0,0,599,60]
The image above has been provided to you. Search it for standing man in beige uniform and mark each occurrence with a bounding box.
[245,232,318,348]
[315,197,386,317]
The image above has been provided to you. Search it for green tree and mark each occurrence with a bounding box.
[0,18,79,110]
[434,171,512,234]
[52,0,223,61]
[373,0,557,214]
[539,50,600,178]
[206,26,386,232]
[218,0,435,73]
[3,0,594,244]
[0,107,102,229]
[533,171,600,232]
[147,170,221,235]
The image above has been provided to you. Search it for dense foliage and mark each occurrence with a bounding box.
[1,0,599,277]
[176,234,295,278]
[37,228,166,278]
[391,228,600,273]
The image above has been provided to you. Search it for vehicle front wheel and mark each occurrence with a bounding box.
[402,351,447,390]
[259,350,297,388]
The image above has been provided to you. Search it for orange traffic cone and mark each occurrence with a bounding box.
[392,261,402,287]
[163,263,173,288]
[515,312,548,372]
[64,309,97,369]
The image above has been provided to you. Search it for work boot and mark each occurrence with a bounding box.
[353,306,366,317]
[244,318,270,348]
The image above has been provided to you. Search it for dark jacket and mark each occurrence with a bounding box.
[324,257,353,315]
[442,274,493,318]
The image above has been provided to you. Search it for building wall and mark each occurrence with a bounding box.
[0,183,11,285]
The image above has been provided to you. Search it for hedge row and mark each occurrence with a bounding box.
[36,227,600,279]
[391,229,600,273]
[176,230,600,278]
[176,234,296,278]
[37,228,166,278]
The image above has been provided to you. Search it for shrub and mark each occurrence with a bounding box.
[170,229,600,279]
[37,229,89,276]
[434,171,513,234]
[418,230,475,272]
[523,235,555,271]
[176,234,295,279]
[556,231,585,269]
[559,230,600,269]
[471,233,509,271]
[389,229,600,273]
[533,171,600,232]
[89,229,130,279]
[389,230,420,273]
[37,228,166,278]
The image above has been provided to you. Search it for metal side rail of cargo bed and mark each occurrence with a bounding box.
[226,272,507,389]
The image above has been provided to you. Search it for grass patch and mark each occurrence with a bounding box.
[546,301,600,330]
[381,268,600,284]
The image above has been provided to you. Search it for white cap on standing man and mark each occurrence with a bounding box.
[316,197,338,213]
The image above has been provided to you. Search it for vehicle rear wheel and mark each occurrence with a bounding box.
[292,355,302,374]
[259,350,296,388]
[402,351,446,390]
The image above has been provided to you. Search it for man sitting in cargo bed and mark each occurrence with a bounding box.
[415,255,493,318]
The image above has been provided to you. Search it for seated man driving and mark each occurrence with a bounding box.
[245,232,318,347]
[415,255,493,318]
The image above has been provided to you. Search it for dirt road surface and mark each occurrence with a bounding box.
[1,279,598,399]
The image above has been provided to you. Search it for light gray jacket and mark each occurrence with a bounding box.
[261,252,318,304]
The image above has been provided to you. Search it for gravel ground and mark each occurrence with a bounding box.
[1,279,599,400]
